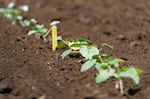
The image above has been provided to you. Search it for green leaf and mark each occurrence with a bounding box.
[80,59,96,72]
[101,54,107,57]
[92,55,103,63]
[120,68,140,84]
[121,66,129,71]
[101,43,113,49]
[57,41,65,48]
[106,57,119,67]
[4,13,13,20]
[92,55,100,59]
[100,63,109,69]
[35,24,43,29]
[30,18,37,24]
[28,30,36,35]
[29,24,48,37]
[39,28,48,35]
[0,8,4,13]
[70,43,81,50]
[19,5,29,12]
[96,69,115,83]
[95,62,109,71]
[5,8,20,15]
[56,36,62,40]
[8,2,15,8]
[20,20,31,27]
[16,15,23,20]
[61,49,72,59]
[80,45,99,59]
[76,38,91,45]
[135,68,143,75]
[95,63,102,71]
[117,59,125,63]
[121,66,142,75]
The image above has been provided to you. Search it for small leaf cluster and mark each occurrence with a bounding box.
[80,45,142,94]
[0,2,49,41]
[60,37,142,94]
[57,37,92,59]
[20,18,49,40]
[27,22,49,40]
[0,2,28,25]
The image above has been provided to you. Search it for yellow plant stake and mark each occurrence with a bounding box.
[50,20,60,51]
[51,25,57,51]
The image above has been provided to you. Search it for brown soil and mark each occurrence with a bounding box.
[0,0,150,99]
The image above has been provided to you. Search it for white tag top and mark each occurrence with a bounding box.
[50,20,60,26]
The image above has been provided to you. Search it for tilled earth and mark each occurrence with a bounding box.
[0,0,150,99]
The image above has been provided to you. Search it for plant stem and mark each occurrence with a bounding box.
[43,28,51,38]
[119,79,124,95]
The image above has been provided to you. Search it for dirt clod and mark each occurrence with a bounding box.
[0,81,13,94]
[116,35,127,40]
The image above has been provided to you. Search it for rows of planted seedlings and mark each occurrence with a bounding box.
[0,2,51,42]
[0,2,142,95]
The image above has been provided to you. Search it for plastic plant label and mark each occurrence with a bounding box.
[51,25,58,51]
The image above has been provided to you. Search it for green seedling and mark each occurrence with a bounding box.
[95,57,142,94]
[19,19,31,27]
[0,2,49,41]
[0,2,29,25]
[19,18,38,27]
[79,45,142,94]
[57,36,92,59]
[28,23,48,41]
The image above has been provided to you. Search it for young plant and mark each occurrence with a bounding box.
[79,45,142,94]
[57,37,92,59]
[27,23,48,41]
[95,56,142,94]
[0,2,29,25]
[27,20,60,43]
[19,19,32,27]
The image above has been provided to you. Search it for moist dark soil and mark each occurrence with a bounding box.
[0,0,150,99]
